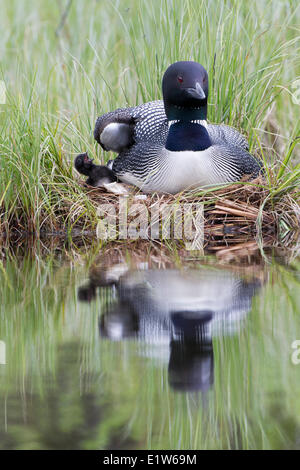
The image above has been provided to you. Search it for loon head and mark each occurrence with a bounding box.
[74,152,94,176]
[162,61,208,122]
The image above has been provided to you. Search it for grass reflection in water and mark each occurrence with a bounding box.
[0,243,299,449]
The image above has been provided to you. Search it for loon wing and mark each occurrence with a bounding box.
[207,123,249,151]
[94,100,167,153]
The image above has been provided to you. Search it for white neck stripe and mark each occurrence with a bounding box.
[168,119,208,128]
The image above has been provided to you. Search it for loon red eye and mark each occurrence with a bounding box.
[177,76,183,83]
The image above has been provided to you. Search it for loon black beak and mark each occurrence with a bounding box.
[83,153,94,164]
[184,82,206,100]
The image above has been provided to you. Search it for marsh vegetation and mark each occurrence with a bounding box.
[0,0,299,238]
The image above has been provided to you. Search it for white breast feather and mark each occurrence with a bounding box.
[119,148,231,194]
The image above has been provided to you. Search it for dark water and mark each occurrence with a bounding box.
[0,245,300,449]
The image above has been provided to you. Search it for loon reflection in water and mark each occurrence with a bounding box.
[78,265,261,392]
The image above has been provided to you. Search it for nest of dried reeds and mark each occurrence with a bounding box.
[78,176,299,246]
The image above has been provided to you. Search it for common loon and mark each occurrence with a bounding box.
[94,61,262,194]
[74,152,117,187]
[78,262,261,391]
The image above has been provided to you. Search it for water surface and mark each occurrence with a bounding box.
[0,244,299,449]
